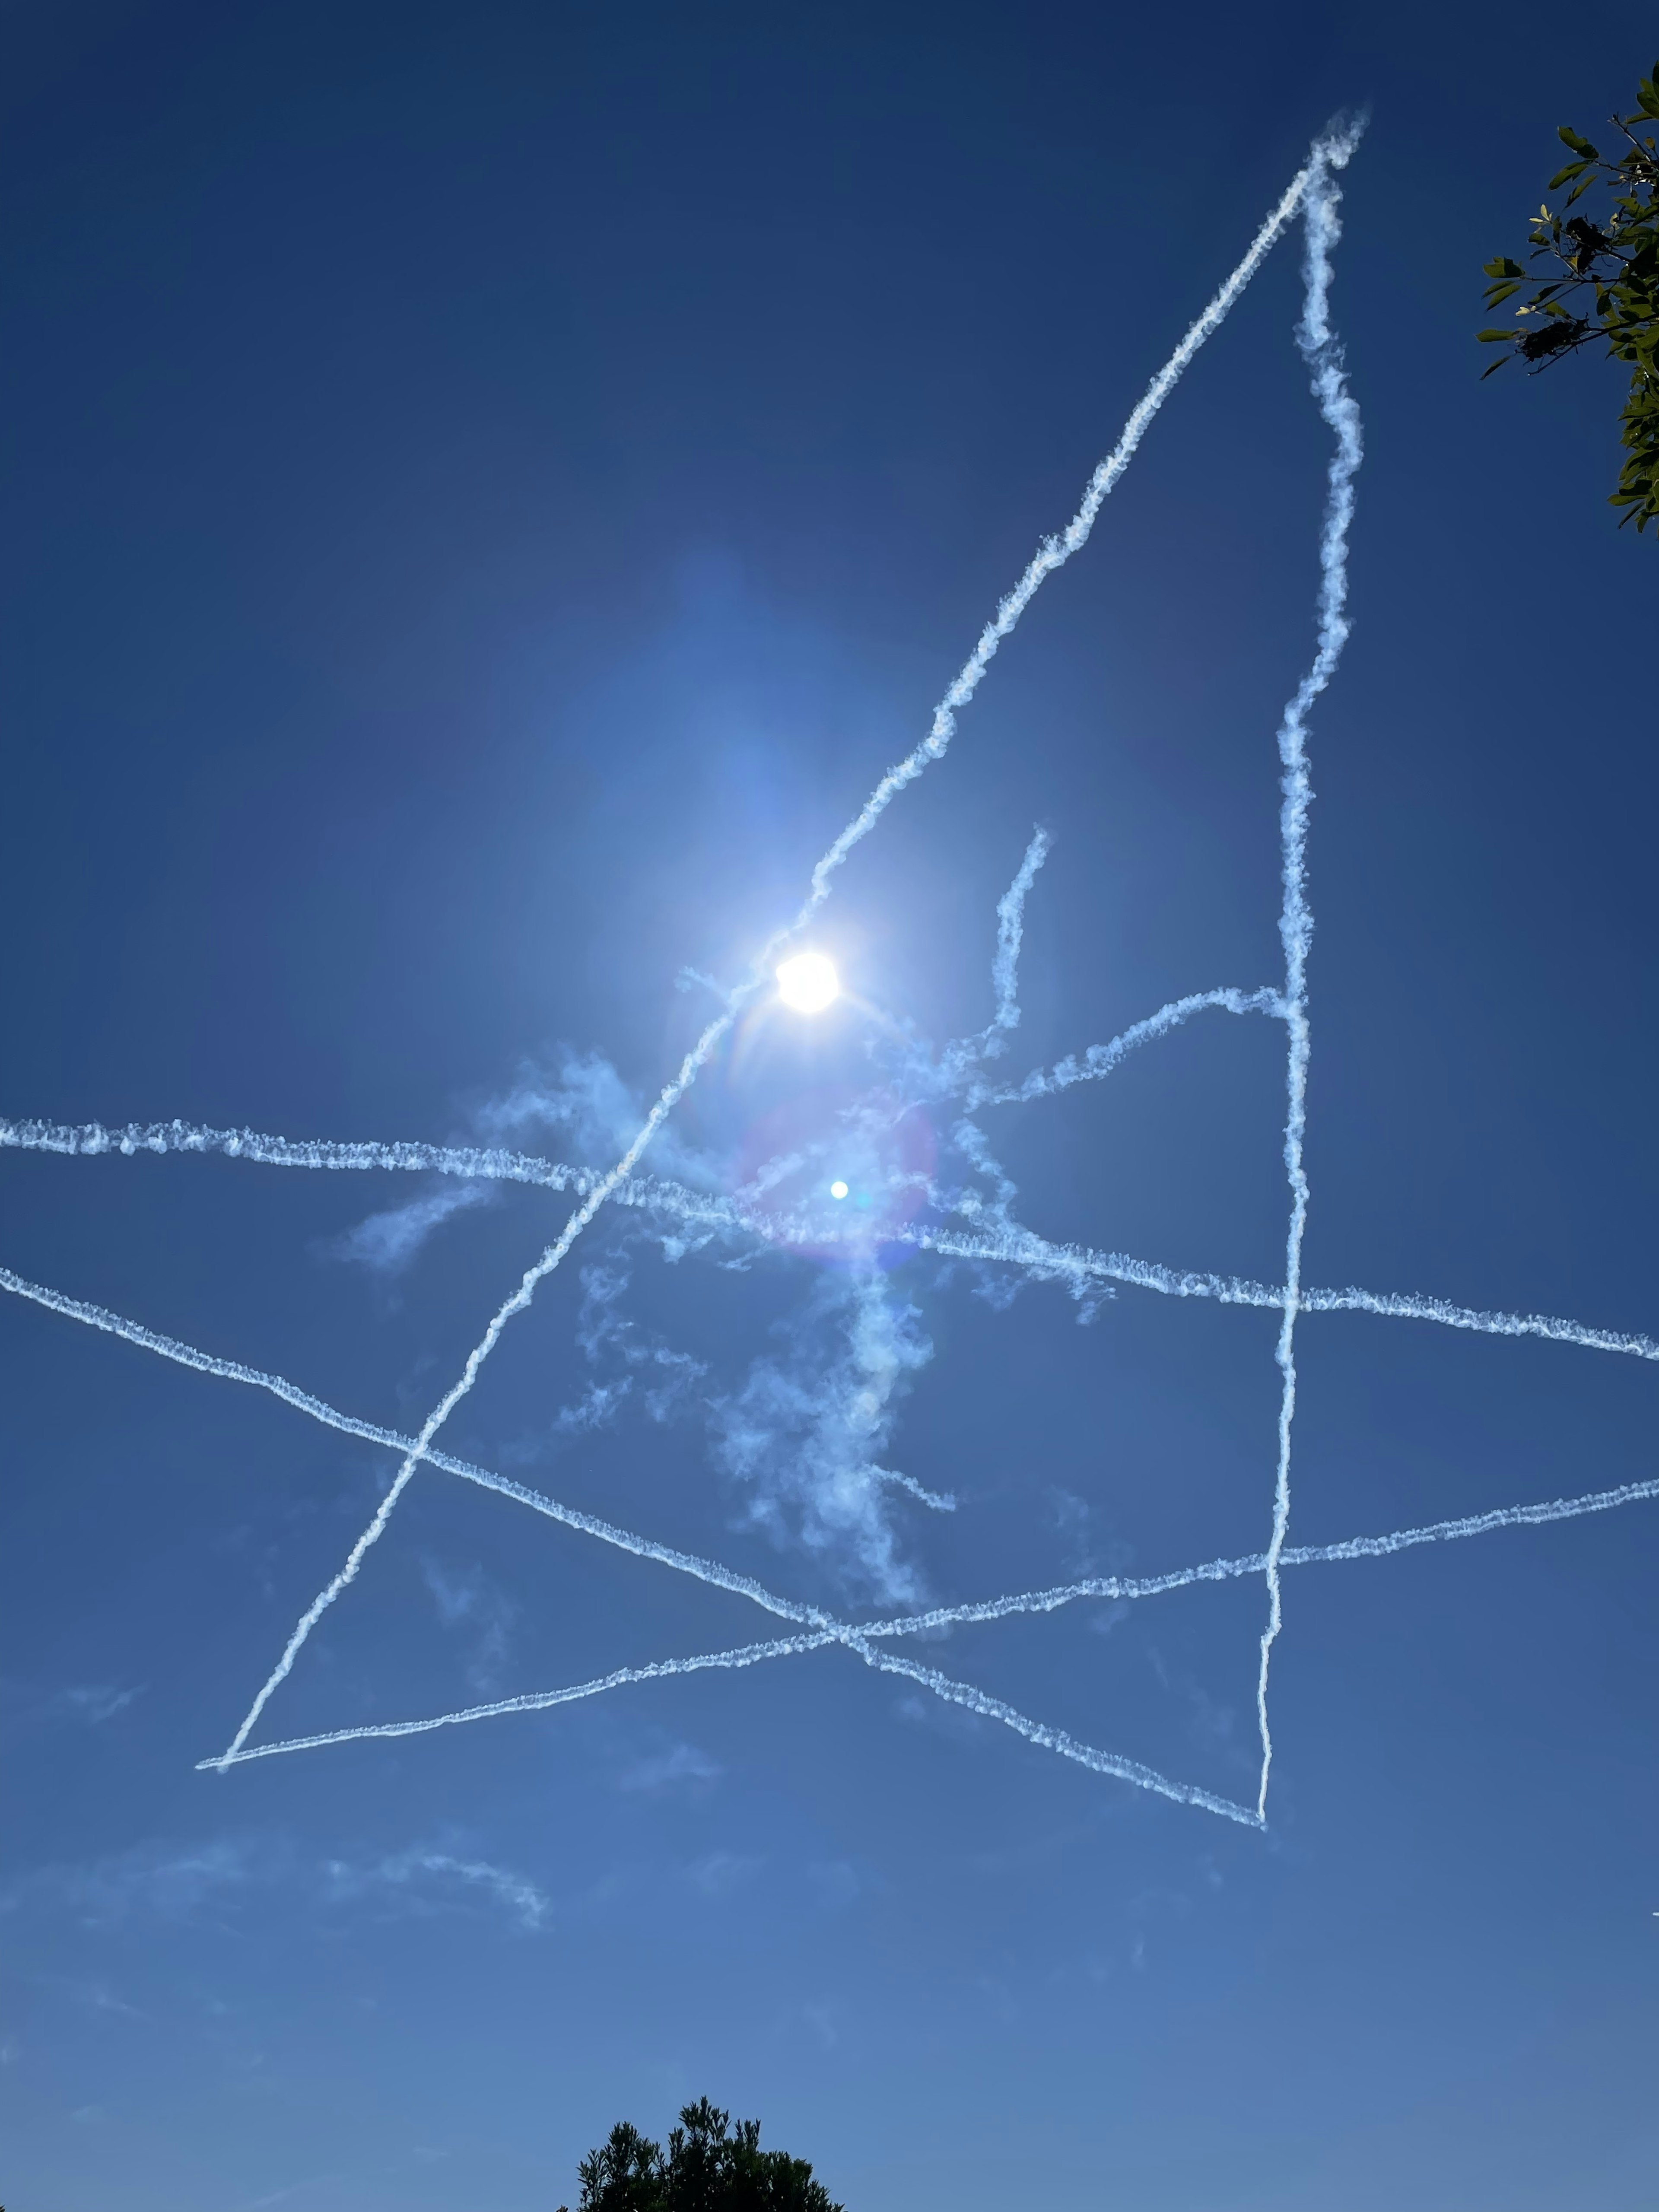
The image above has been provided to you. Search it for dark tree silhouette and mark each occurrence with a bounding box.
[558,2098,845,2212]
[1478,64,1659,531]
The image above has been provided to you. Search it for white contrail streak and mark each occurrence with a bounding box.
[11,1116,1658,1363]
[847,1642,1262,1825]
[934,828,1052,1090]
[1256,119,1366,1824]
[0,1116,587,1189]
[16,1115,1659,1363]
[1299,1284,1659,1359]
[0,1114,763,1252]
[989,829,1052,1040]
[195,1634,844,1764]
[968,986,1281,1108]
[923,1215,1659,1360]
[213,135,1348,1767]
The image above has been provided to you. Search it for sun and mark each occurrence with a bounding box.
[775,950,839,1014]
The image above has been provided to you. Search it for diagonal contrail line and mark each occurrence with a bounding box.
[12,1112,1659,1360]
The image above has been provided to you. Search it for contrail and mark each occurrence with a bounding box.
[922,1214,1659,1360]
[0,1116,589,1190]
[1299,1284,1659,1360]
[1257,118,1366,1824]
[988,829,1052,1042]
[933,827,1054,1089]
[196,1634,845,1764]
[0,1113,766,1252]
[847,1641,1262,1826]
[12,1116,1657,1363]
[213,132,1351,1768]
[967,985,1281,1108]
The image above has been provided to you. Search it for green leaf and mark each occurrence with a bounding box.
[1482,256,1525,278]
[1557,125,1600,159]
[1476,328,1517,342]
[1485,280,1522,306]
[1548,160,1590,188]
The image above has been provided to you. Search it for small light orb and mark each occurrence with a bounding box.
[830,1179,849,1200]
[775,950,839,1014]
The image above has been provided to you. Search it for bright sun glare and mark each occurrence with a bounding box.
[775,950,839,1014]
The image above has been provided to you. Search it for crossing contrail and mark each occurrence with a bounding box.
[5,1252,1652,1823]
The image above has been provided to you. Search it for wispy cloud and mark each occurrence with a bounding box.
[324,1848,551,1931]
[476,1052,720,1192]
[685,1850,763,1897]
[62,1682,144,1724]
[234,2173,346,2210]
[712,1267,939,1602]
[0,1678,147,1734]
[327,1179,496,1274]
[41,1976,149,2022]
[4,1836,270,1926]
[420,1558,517,1691]
[619,1740,722,1792]
[324,1045,726,1280]
[893,1690,985,1745]
[8,1831,551,1935]
[502,1254,707,1465]
[806,1860,861,1909]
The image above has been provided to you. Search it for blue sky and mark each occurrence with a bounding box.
[2,3,1656,2208]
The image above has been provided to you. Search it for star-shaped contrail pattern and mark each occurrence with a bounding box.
[8,116,1654,1829]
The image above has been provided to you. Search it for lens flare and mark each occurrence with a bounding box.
[775,952,839,1013]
